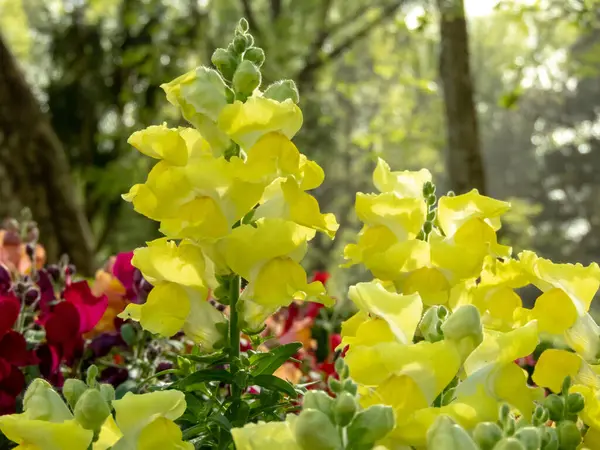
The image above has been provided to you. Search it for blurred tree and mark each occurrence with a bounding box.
[0,33,95,274]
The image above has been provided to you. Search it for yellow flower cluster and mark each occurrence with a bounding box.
[339,160,600,448]
[118,67,338,346]
[0,379,191,450]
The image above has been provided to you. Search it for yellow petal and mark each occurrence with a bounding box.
[437,189,510,237]
[399,267,450,306]
[348,281,422,344]
[159,197,230,241]
[565,313,600,362]
[373,158,432,198]
[94,415,123,450]
[531,288,579,334]
[533,349,599,392]
[182,292,227,350]
[128,125,188,166]
[231,419,301,450]
[0,417,92,450]
[137,417,194,450]
[218,96,302,150]
[113,391,187,437]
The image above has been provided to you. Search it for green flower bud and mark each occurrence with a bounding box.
[423,181,436,196]
[427,210,437,222]
[447,190,456,197]
[63,379,88,410]
[343,380,358,396]
[426,416,478,450]
[493,437,526,450]
[561,376,572,397]
[566,392,585,414]
[233,35,248,54]
[244,34,255,48]
[303,391,334,420]
[499,404,512,424]
[74,389,111,431]
[120,323,137,346]
[294,409,341,450]
[211,48,239,81]
[334,357,346,377]
[543,394,565,422]
[533,405,549,426]
[237,18,249,33]
[540,427,559,450]
[441,305,483,358]
[244,47,265,67]
[419,306,444,342]
[86,365,99,388]
[334,392,357,427]
[232,60,261,97]
[473,422,503,450]
[328,377,342,394]
[99,383,115,403]
[423,221,433,234]
[263,80,300,104]
[556,420,581,450]
[514,427,541,450]
[347,405,395,448]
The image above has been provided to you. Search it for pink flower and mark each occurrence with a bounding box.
[63,281,108,334]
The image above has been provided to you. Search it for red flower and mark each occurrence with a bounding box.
[311,271,331,285]
[44,302,84,364]
[112,252,136,299]
[0,293,20,335]
[63,281,108,334]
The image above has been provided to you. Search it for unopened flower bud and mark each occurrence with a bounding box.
[0,264,11,293]
[334,357,346,377]
[346,405,395,448]
[334,392,357,427]
[514,426,541,450]
[294,409,341,450]
[473,422,503,450]
[74,388,111,431]
[237,18,249,34]
[24,287,39,304]
[543,394,565,421]
[423,221,433,234]
[419,306,444,342]
[328,377,342,394]
[566,392,584,414]
[120,323,137,346]
[65,264,76,276]
[244,34,254,48]
[427,210,437,222]
[263,80,300,104]
[441,305,483,359]
[493,437,526,450]
[532,405,549,426]
[26,224,39,242]
[427,194,436,205]
[63,379,89,410]
[426,415,478,450]
[46,264,60,281]
[212,48,238,81]
[23,379,71,421]
[540,427,559,450]
[232,60,261,97]
[243,47,265,67]
[86,365,99,387]
[99,383,115,403]
[233,35,248,54]
[303,391,334,420]
[3,218,19,233]
[556,420,581,450]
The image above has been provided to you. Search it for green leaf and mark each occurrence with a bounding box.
[252,374,298,399]
[250,342,302,376]
[173,369,235,390]
[176,351,228,365]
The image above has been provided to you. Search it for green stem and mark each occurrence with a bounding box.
[229,275,241,396]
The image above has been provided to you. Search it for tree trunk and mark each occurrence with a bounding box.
[0,34,95,275]
[437,0,486,195]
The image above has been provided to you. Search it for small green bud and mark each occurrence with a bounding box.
[504,416,516,437]
[561,376,572,397]
[63,379,88,410]
[543,394,565,422]
[540,427,559,450]
[422,181,435,196]
[233,35,248,54]
[328,377,342,394]
[86,365,99,388]
[566,392,585,414]
[294,409,341,450]
[423,221,433,234]
[74,389,111,431]
[493,437,526,450]
[473,422,503,450]
[441,305,483,359]
[99,384,115,403]
[343,379,358,396]
[211,48,239,81]
[416,230,426,240]
[556,420,581,450]
[244,34,254,48]
[437,305,449,319]
[232,60,261,96]
[499,404,511,424]
[303,391,334,419]
[263,80,300,104]
[419,306,444,342]
[427,194,436,206]
[334,357,346,377]
[237,18,249,33]
[334,392,357,427]
[514,427,541,450]
[447,190,455,197]
[427,210,437,222]
[532,405,549,426]
[426,415,478,450]
[244,47,266,67]
[347,405,395,447]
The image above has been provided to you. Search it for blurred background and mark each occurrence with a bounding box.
[0,0,599,296]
